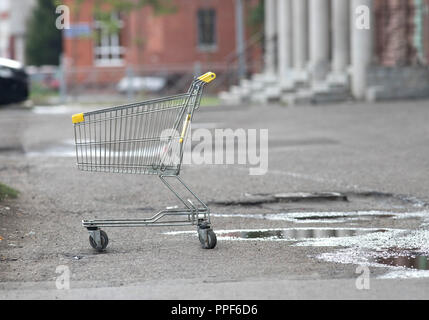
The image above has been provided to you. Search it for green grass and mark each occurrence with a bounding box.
[29,83,59,105]
[199,96,221,107]
[0,183,19,202]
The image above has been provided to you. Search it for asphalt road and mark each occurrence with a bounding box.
[1,100,429,299]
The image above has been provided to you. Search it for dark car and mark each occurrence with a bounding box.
[0,58,29,105]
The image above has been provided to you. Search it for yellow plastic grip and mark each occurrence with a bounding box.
[72,113,85,124]
[179,114,191,143]
[198,72,216,83]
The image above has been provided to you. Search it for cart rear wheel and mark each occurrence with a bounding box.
[198,228,217,249]
[89,230,109,252]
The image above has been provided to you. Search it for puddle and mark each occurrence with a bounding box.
[26,146,75,157]
[318,246,429,279]
[376,255,429,270]
[0,146,25,154]
[166,223,429,278]
[32,105,84,115]
[212,210,429,224]
[218,228,387,241]
[314,228,429,278]
[165,227,388,242]
[25,140,75,157]
[372,249,429,270]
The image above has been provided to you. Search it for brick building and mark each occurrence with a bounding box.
[62,0,262,90]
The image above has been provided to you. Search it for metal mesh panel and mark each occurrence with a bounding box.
[74,94,190,175]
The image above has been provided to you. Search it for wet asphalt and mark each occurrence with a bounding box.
[1,100,429,299]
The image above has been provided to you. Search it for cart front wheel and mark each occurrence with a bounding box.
[198,228,217,249]
[89,229,109,252]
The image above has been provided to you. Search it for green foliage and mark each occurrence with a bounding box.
[247,0,264,32]
[0,183,19,202]
[26,0,63,66]
[29,82,59,105]
[94,0,176,15]
[93,0,176,36]
[199,96,221,107]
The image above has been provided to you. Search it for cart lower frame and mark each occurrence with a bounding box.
[82,174,210,228]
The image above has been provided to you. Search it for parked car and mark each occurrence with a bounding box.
[0,58,29,105]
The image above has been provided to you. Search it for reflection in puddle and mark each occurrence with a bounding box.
[374,250,429,270]
[213,228,387,241]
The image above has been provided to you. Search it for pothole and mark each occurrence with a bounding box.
[210,192,348,206]
[294,213,394,222]
[210,191,428,211]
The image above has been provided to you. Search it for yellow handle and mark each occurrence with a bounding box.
[179,114,191,143]
[198,72,216,83]
[72,113,85,124]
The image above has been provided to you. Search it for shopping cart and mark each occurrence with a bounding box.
[72,72,217,251]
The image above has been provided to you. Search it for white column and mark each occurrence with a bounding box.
[292,0,308,72]
[309,0,330,84]
[332,0,350,75]
[351,0,373,99]
[277,0,293,85]
[264,0,277,76]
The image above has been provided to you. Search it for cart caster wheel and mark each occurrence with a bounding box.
[198,227,217,249]
[88,229,109,252]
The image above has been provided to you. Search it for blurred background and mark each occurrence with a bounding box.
[3,1,429,297]
[0,0,429,106]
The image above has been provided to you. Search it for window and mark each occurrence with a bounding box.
[93,13,125,66]
[197,9,216,51]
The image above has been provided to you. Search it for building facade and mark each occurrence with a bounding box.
[220,0,429,104]
[62,0,262,90]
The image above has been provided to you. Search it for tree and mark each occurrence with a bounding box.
[26,0,62,66]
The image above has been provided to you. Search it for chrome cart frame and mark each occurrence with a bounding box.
[72,72,217,251]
